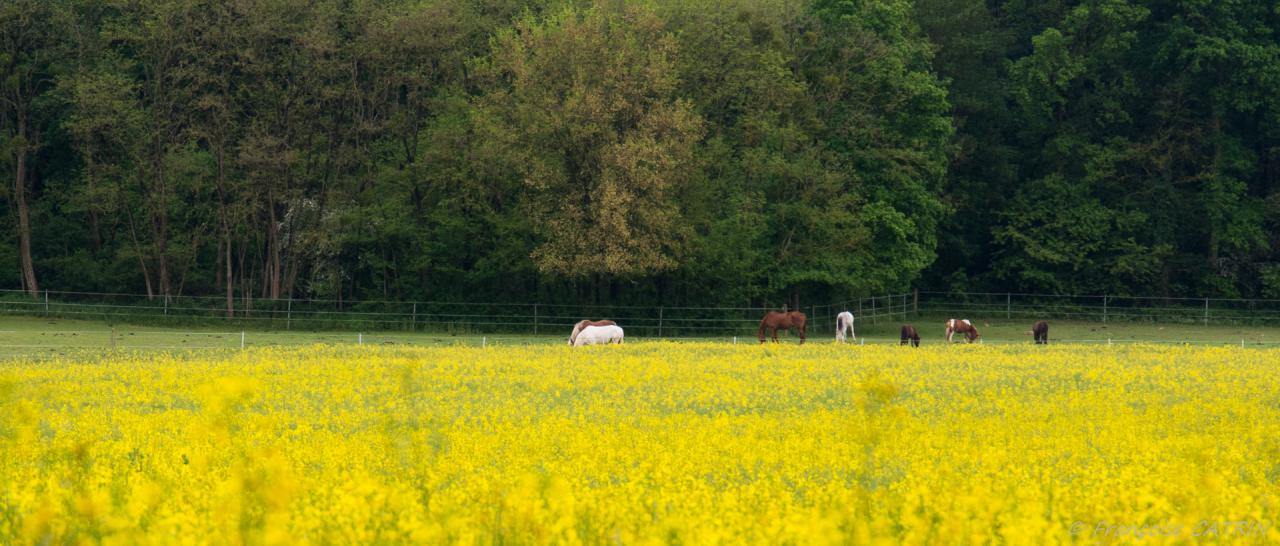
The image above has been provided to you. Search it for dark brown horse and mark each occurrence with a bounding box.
[900,324,920,347]
[758,311,807,344]
[569,319,617,345]
[1029,320,1049,344]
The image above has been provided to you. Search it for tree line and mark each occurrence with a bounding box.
[2,0,1278,313]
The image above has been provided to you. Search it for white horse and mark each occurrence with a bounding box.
[835,311,855,343]
[568,319,617,345]
[572,325,624,347]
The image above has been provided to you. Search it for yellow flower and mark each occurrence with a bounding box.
[0,343,1275,544]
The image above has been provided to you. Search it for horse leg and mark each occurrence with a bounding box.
[798,324,805,345]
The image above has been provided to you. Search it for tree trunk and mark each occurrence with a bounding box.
[174,229,200,297]
[214,147,234,317]
[267,200,282,299]
[125,206,154,298]
[1207,112,1222,269]
[14,115,38,297]
[152,145,172,298]
[224,230,233,318]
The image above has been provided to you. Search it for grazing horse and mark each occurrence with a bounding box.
[945,319,980,343]
[835,311,855,343]
[1029,320,1049,344]
[758,310,807,344]
[569,319,617,346]
[572,325,624,347]
[900,324,920,347]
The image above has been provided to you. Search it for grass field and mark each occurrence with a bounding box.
[850,315,1280,344]
[0,312,1276,360]
[1,342,1277,544]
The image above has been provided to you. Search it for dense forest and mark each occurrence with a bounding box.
[2,0,1279,310]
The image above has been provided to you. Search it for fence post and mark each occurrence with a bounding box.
[1006,292,1011,319]
[870,296,876,325]
[358,332,363,346]
[1103,295,1108,323]
[240,331,245,349]
[110,327,116,350]
[43,290,48,315]
[287,298,292,330]
[1204,298,1209,325]
[411,303,417,331]
[164,296,168,316]
[658,306,664,338]
[533,304,539,336]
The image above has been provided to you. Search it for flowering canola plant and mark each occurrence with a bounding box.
[1,342,1278,545]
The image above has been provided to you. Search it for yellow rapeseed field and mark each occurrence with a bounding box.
[1,342,1278,545]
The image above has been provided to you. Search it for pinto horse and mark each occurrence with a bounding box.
[900,324,920,347]
[1029,321,1049,344]
[758,311,807,344]
[835,311,855,343]
[945,319,980,343]
[569,319,617,346]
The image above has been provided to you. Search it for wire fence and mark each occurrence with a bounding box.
[0,289,911,339]
[914,291,1280,325]
[0,288,1277,354]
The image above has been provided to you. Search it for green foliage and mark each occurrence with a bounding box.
[474,3,703,278]
[3,0,1280,307]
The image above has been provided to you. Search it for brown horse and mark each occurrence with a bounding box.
[1028,320,1049,344]
[945,319,980,343]
[569,319,617,345]
[758,311,807,344]
[900,324,920,347]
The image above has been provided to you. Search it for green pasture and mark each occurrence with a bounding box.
[0,311,1275,360]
